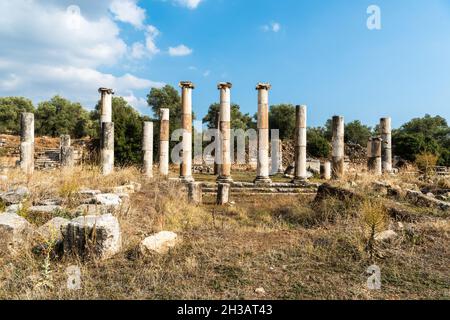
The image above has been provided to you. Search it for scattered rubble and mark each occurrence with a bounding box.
[140,231,179,254]
[0,186,30,205]
[0,212,33,255]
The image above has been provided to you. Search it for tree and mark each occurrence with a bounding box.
[203,103,254,130]
[147,85,183,133]
[307,127,331,158]
[345,120,372,146]
[92,97,148,165]
[0,97,35,134]
[35,96,94,138]
[269,104,296,140]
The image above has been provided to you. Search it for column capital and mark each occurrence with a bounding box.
[179,81,195,89]
[217,82,232,90]
[98,87,114,94]
[256,83,271,90]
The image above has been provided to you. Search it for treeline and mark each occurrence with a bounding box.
[1,85,449,166]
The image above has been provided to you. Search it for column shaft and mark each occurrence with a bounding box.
[293,105,307,182]
[380,117,392,173]
[218,82,233,182]
[159,109,170,176]
[179,81,195,182]
[101,122,114,175]
[98,88,114,124]
[60,134,74,168]
[332,116,345,179]
[367,137,382,175]
[20,112,34,175]
[254,83,272,185]
[143,122,153,178]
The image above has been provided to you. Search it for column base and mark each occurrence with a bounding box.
[254,176,272,186]
[291,177,308,186]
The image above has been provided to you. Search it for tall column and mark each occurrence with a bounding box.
[293,105,307,183]
[367,137,382,175]
[143,122,153,178]
[60,134,74,168]
[20,112,34,175]
[159,108,170,177]
[98,88,114,124]
[101,122,114,176]
[332,116,345,179]
[214,110,221,175]
[254,83,272,185]
[217,82,233,183]
[179,81,195,182]
[380,117,392,173]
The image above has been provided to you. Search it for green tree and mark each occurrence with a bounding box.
[0,97,35,134]
[307,127,331,158]
[92,97,148,165]
[147,85,183,133]
[203,103,254,130]
[35,96,94,138]
[269,104,296,140]
[345,120,372,146]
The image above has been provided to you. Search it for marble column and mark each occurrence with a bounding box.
[101,122,114,175]
[20,112,34,175]
[214,110,221,175]
[367,137,382,175]
[293,105,307,183]
[380,117,392,173]
[320,161,331,180]
[217,82,233,183]
[98,88,114,124]
[60,135,74,168]
[179,81,195,182]
[254,83,272,185]
[143,121,153,178]
[159,108,170,177]
[332,116,345,179]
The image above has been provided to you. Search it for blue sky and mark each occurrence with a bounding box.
[1,0,450,128]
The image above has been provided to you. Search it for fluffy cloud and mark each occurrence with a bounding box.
[174,0,203,10]
[109,0,146,29]
[0,0,163,110]
[169,45,193,57]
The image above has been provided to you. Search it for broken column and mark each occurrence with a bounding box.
[187,182,202,205]
[101,122,114,176]
[271,136,283,175]
[320,161,331,180]
[98,88,114,124]
[216,183,230,205]
[143,121,153,178]
[332,116,345,179]
[179,81,195,182]
[217,82,233,183]
[293,105,307,183]
[254,83,272,185]
[159,108,170,177]
[19,112,34,175]
[380,117,392,173]
[367,137,382,175]
[60,134,74,168]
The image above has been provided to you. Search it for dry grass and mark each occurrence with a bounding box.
[0,166,448,300]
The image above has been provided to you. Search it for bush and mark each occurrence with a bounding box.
[415,152,438,172]
[307,128,331,158]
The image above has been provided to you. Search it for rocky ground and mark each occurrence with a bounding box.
[0,166,448,299]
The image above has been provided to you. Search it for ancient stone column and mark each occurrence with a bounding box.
[217,183,230,205]
[271,136,283,175]
[332,116,345,179]
[159,108,170,177]
[214,110,221,176]
[293,105,307,183]
[367,137,382,175]
[217,82,233,183]
[143,122,153,178]
[60,135,74,168]
[254,83,272,185]
[20,112,34,175]
[320,161,331,180]
[187,182,202,205]
[101,122,114,176]
[98,88,114,124]
[380,117,392,173]
[179,81,195,182]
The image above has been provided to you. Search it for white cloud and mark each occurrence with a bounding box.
[262,22,281,33]
[122,91,150,112]
[109,0,146,29]
[0,1,163,109]
[169,45,193,57]
[145,25,161,55]
[203,70,210,77]
[174,0,203,10]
